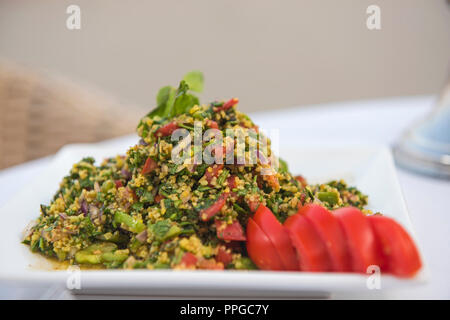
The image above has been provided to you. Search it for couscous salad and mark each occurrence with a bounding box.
[23,72,421,277]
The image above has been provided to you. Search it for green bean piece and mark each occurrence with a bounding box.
[74,242,118,265]
[318,191,339,207]
[101,250,129,263]
[114,211,146,233]
[164,225,182,241]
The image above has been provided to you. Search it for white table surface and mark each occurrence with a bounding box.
[1,96,449,299]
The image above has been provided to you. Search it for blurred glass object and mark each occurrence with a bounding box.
[394,75,450,179]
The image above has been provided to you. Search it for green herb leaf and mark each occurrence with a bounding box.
[149,86,176,119]
[183,70,204,93]
[171,80,199,117]
[146,71,203,120]
[318,191,339,207]
[278,158,288,173]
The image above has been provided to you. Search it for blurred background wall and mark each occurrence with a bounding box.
[1,0,449,113]
[0,0,449,168]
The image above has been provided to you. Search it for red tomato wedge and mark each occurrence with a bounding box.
[215,219,246,241]
[300,204,350,272]
[284,214,331,271]
[334,207,381,273]
[141,157,157,175]
[253,205,299,271]
[246,218,285,271]
[199,193,229,221]
[368,215,422,278]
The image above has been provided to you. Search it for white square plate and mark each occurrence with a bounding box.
[0,138,427,297]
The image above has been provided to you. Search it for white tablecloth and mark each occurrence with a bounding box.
[1,96,449,299]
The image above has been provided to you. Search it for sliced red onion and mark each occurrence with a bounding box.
[80,199,88,216]
[59,213,68,220]
[136,229,148,243]
[139,139,148,146]
[121,169,132,180]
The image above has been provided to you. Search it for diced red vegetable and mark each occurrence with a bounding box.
[294,175,307,187]
[180,252,197,268]
[141,157,157,175]
[264,174,280,191]
[114,180,123,188]
[155,121,179,137]
[226,175,238,190]
[215,219,246,241]
[216,246,233,267]
[206,119,219,129]
[204,164,224,186]
[199,193,229,221]
[198,258,224,270]
[214,98,239,112]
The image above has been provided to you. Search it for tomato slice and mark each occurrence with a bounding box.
[141,157,157,175]
[367,215,422,278]
[155,121,179,137]
[284,214,331,271]
[300,204,351,272]
[246,218,285,270]
[253,205,299,271]
[215,219,246,241]
[199,193,229,221]
[334,207,381,273]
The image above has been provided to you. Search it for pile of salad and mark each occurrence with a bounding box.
[23,71,421,277]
